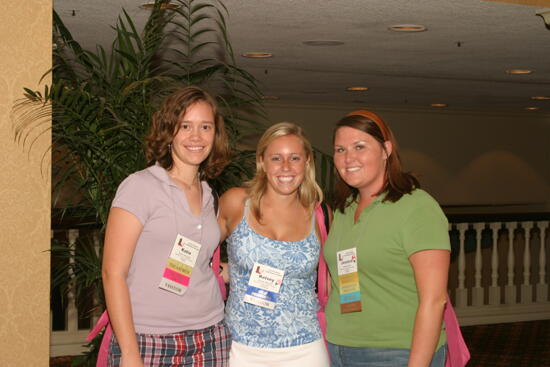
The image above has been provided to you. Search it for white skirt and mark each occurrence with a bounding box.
[229,339,330,367]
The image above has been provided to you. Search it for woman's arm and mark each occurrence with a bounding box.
[217,187,246,241]
[408,249,450,367]
[216,187,246,283]
[102,207,144,367]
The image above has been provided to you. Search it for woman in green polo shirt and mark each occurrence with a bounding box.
[324,110,451,367]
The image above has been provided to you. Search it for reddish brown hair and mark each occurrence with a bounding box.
[332,110,419,213]
[144,86,230,179]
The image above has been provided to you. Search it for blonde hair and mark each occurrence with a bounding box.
[246,122,323,220]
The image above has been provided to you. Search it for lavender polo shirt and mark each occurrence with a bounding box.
[111,164,224,334]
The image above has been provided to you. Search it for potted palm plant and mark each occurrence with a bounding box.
[15,1,264,365]
[13,1,334,364]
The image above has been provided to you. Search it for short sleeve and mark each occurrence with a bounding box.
[111,173,150,225]
[402,200,450,257]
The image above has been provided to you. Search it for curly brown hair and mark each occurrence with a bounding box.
[144,86,230,179]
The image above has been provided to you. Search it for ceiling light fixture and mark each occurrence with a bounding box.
[242,52,273,58]
[302,40,345,46]
[530,96,550,100]
[430,103,447,108]
[140,2,181,9]
[525,106,540,111]
[389,24,427,32]
[346,86,369,91]
[505,69,533,75]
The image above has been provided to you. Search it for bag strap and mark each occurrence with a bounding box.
[444,295,470,367]
[86,310,112,367]
[321,201,330,234]
[210,190,227,300]
[315,202,329,307]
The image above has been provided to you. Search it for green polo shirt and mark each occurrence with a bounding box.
[323,189,450,349]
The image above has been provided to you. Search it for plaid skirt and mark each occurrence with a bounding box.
[108,320,231,367]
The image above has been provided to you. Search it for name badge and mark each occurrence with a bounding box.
[159,234,201,296]
[243,263,284,309]
[337,247,362,313]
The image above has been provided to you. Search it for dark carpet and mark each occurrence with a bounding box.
[461,319,550,367]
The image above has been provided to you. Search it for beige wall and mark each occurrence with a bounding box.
[0,1,52,365]
[266,103,550,210]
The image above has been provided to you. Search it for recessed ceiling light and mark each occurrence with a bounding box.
[431,103,447,108]
[242,52,273,58]
[261,95,280,100]
[530,96,550,100]
[302,40,345,46]
[525,106,540,111]
[346,86,369,91]
[505,69,533,75]
[389,24,427,32]
[140,2,181,9]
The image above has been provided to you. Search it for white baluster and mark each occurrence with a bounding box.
[505,222,517,305]
[456,223,469,308]
[472,223,485,306]
[488,222,501,305]
[520,222,534,304]
[536,221,548,302]
[67,229,79,333]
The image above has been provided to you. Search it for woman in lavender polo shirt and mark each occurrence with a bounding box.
[102,86,231,367]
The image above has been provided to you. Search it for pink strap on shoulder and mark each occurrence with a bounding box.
[314,203,328,306]
[212,245,227,300]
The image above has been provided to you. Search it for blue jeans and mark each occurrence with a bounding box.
[327,343,446,367]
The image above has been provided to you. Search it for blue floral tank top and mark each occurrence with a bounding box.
[225,201,322,348]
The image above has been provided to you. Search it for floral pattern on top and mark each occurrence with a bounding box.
[225,203,322,348]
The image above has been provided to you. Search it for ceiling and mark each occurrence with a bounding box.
[54,0,550,113]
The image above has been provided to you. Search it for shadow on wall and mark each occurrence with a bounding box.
[403,150,549,207]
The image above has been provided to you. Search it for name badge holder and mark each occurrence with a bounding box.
[337,247,362,313]
[243,262,285,310]
[159,234,201,296]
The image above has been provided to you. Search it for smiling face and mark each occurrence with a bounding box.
[171,101,215,170]
[262,134,308,197]
[333,126,392,197]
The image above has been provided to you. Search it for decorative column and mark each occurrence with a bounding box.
[520,222,533,304]
[456,223,469,308]
[67,229,79,333]
[488,222,501,305]
[472,222,485,306]
[536,221,548,302]
[505,222,517,305]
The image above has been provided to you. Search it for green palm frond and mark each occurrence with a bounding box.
[12,5,333,364]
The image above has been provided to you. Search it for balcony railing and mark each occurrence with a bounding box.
[50,216,550,357]
[447,217,549,326]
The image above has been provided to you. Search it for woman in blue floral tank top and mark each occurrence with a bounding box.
[218,122,330,366]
